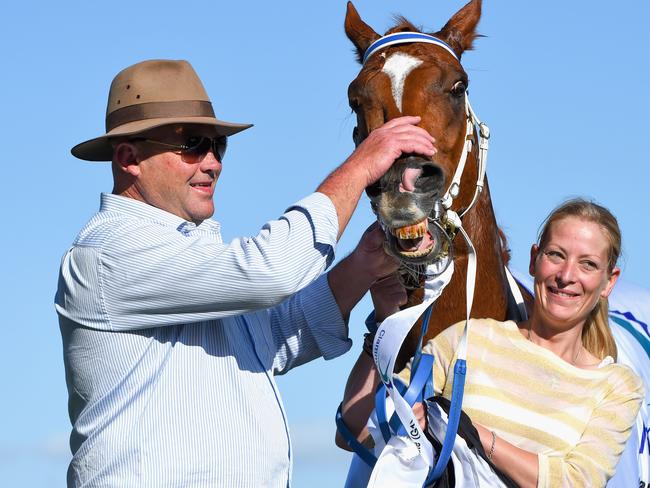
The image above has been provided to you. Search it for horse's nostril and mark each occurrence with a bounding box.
[421,164,441,178]
[412,163,443,193]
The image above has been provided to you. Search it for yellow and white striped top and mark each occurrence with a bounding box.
[400,318,644,488]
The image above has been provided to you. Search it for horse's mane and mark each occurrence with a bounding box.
[498,227,512,266]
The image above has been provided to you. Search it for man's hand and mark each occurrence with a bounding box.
[317,116,436,239]
[327,223,400,322]
[351,222,400,283]
[370,272,407,323]
[346,116,437,187]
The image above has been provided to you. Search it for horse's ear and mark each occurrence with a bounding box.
[435,0,482,58]
[345,1,381,64]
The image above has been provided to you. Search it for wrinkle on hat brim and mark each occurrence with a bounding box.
[71,117,253,162]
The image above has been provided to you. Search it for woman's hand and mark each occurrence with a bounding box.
[413,402,427,431]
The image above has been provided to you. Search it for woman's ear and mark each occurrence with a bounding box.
[600,267,621,298]
[529,244,540,277]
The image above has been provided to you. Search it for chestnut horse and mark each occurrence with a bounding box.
[345,0,526,369]
[343,2,650,486]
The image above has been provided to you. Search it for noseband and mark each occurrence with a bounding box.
[363,32,491,278]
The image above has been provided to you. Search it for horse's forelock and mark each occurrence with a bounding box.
[385,17,421,36]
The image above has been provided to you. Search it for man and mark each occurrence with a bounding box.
[56,59,435,487]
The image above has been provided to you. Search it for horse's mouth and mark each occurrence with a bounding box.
[386,218,441,262]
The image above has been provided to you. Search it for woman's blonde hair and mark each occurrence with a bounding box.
[536,198,621,360]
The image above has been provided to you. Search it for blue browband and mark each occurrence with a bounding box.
[362,32,459,65]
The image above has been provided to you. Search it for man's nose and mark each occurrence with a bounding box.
[200,151,222,172]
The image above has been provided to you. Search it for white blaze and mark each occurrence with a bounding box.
[382,53,423,113]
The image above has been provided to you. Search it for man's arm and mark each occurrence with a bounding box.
[266,223,403,374]
[57,119,432,331]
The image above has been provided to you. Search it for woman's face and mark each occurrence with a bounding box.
[529,216,620,331]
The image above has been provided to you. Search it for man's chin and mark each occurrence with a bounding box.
[188,205,215,224]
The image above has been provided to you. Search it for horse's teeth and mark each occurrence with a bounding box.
[393,220,427,240]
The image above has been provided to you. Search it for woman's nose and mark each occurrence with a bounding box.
[557,261,576,284]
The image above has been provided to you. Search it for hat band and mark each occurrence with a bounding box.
[106,100,216,132]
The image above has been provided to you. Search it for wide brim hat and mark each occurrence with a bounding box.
[71,59,253,161]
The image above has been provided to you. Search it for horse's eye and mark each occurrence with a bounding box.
[450,80,466,98]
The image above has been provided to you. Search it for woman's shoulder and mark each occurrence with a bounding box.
[601,361,645,392]
[589,361,645,409]
[471,317,523,339]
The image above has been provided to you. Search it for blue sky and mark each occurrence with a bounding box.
[1,1,649,486]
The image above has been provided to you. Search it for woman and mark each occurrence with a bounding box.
[337,199,644,487]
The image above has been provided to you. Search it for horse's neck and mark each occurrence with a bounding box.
[442,179,509,319]
[460,179,511,314]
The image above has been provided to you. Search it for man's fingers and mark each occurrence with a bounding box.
[350,118,439,187]
[380,115,421,129]
[374,118,436,143]
[364,224,386,248]
[358,225,390,255]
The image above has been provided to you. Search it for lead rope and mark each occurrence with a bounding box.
[363,210,477,487]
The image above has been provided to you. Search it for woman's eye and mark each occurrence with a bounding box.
[581,261,598,271]
[545,251,563,262]
[450,80,466,97]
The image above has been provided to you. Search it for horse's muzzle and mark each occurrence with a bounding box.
[366,156,447,264]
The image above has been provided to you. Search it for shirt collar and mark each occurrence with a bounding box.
[99,193,222,239]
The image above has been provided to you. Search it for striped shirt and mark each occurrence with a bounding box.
[401,318,643,488]
[55,192,351,487]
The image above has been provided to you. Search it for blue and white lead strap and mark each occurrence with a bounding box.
[368,261,454,487]
[368,210,477,487]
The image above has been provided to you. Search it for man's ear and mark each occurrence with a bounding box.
[114,142,141,177]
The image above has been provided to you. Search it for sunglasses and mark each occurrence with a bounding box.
[132,135,228,163]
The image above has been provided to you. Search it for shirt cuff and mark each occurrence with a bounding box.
[287,192,339,248]
[300,274,352,360]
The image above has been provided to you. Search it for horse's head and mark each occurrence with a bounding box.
[345,0,482,269]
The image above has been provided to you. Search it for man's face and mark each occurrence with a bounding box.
[129,125,223,224]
